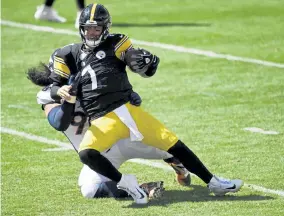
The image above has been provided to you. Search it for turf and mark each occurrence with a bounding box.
[1,0,284,215]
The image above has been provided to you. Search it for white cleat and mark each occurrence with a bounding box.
[34,5,67,23]
[208,175,244,196]
[117,174,148,204]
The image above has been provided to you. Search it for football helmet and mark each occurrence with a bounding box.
[79,3,112,48]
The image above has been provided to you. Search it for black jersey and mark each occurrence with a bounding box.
[49,34,134,119]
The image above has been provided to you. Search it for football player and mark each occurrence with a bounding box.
[27,62,191,199]
[34,0,85,28]
[47,3,243,204]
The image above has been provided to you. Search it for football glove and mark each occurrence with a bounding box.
[129,91,142,106]
[125,48,160,77]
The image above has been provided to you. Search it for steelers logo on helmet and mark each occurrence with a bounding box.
[79,3,112,48]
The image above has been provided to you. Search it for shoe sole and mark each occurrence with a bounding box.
[149,186,165,199]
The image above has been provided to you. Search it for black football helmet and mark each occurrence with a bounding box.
[79,3,112,48]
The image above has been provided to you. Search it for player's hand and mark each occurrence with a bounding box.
[68,72,81,96]
[135,48,157,71]
[129,91,142,106]
[57,85,72,100]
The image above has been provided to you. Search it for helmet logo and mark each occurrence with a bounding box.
[86,20,97,25]
[96,50,106,59]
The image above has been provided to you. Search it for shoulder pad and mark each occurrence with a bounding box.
[55,44,77,59]
[109,33,127,44]
[52,43,82,77]
[55,43,82,60]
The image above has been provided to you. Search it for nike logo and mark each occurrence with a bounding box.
[226,184,236,190]
[136,187,145,199]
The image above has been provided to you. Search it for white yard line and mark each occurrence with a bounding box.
[1,127,73,150]
[243,127,279,135]
[1,20,284,68]
[1,126,284,197]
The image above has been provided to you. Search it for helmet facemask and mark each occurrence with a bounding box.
[80,21,111,48]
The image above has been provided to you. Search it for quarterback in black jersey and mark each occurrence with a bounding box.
[49,3,243,204]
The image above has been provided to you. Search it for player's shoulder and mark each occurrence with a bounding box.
[55,43,83,59]
[107,33,131,47]
[36,84,55,105]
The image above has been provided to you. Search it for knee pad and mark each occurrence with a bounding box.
[79,149,100,165]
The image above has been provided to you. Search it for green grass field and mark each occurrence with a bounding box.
[1,0,284,215]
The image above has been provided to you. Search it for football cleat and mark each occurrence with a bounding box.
[117,174,148,204]
[140,181,165,199]
[208,175,244,196]
[167,158,191,186]
[34,5,67,23]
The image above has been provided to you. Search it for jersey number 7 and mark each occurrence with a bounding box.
[81,65,97,90]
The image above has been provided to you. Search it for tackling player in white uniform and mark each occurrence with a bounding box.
[27,52,191,199]
[37,84,190,199]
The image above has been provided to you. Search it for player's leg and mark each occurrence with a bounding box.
[127,103,243,196]
[81,180,164,199]
[34,0,66,23]
[78,149,164,199]
[164,157,191,186]
[80,176,164,199]
[115,139,191,186]
[78,113,148,204]
[78,165,129,198]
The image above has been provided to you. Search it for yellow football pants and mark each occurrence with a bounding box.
[78,103,178,152]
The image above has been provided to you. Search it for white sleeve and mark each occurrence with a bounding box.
[36,85,55,105]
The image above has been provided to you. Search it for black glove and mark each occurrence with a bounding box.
[125,48,159,75]
[134,48,157,71]
[144,54,159,77]
[129,91,142,106]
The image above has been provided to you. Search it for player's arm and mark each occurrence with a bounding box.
[48,72,83,131]
[113,34,133,62]
[113,34,159,78]
[37,86,75,131]
[46,101,75,131]
[124,48,160,78]
[48,47,76,101]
